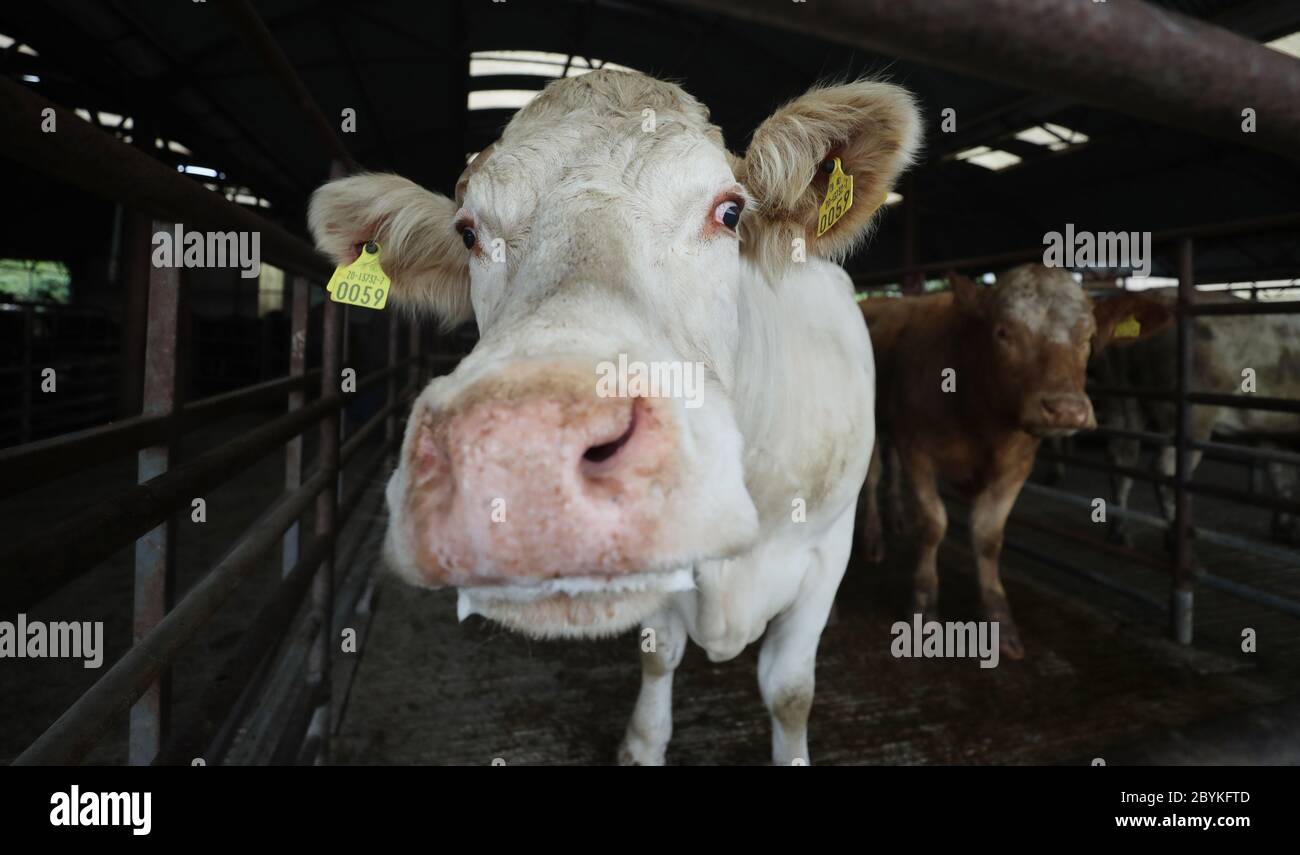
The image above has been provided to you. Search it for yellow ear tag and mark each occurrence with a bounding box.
[815,157,854,238]
[1114,315,1141,339]
[326,241,391,310]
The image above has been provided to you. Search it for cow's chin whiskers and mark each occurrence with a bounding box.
[455,568,694,640]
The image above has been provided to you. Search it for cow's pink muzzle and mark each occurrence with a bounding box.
[399,366,680,587]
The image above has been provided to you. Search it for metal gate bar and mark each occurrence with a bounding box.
[128,221,182,765]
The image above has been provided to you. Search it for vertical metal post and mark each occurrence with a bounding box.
[283,275,309,577]
[339,304,350,502]
[330,159,349,505]
[386,311,399,454]
[408,319,421,388]
[19,304,33,444]
[120,214,151,417]
[1172,237,1195,644]
[303,157,349,763]
[309,296,342,762]
[901,175,921,294]
[129,220,181,765]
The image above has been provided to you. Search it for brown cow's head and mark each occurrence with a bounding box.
[951,264,1171,438]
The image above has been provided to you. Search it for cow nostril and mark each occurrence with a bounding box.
[582,405,638,465]
[1039,396,1090,426]
[412,420,449,482]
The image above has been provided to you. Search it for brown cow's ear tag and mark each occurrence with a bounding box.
[1113,314,1141,339]
[816,157,854,237]
[327,240,391,310]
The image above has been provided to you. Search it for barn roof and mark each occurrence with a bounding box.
[1,0,1297,283]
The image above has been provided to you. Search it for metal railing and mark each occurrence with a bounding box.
[0,301,121,446]
[0,4,438,765]
[1,252,427,765]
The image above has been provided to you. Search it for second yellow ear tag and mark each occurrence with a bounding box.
[326,241,391,310]
[1114,315,1141,338]
[816,157,854,237]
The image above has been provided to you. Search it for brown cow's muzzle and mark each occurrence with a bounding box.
[1023,392,1097,438]
[396,365,683,588]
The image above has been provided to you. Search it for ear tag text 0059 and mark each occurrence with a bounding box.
[327,241,391,310]
[816,157,854,237]
[1114,314,1141,339]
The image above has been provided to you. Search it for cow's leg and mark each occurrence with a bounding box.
[885,444,907,535]
[1108,436,1140,545]
[1263,444,1299,545]
[1250,457,1268,496]
[1155,444,1178,523]
[758,506,853,765]
[904,456,945,621]
[618,607,687,766]
[1156,447,1206,521]
[1156,412,1212,523]
[860,440,885,563]
[970,468,1029,660]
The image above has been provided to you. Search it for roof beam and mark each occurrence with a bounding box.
[325,1,397,170]
[0,74,330,279]
[214,0,358,173]
[103,0,317,194]
[666,0,1300,161]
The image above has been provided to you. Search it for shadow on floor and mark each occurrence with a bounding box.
[334,521,1287,765]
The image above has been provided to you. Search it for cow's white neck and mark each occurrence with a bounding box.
[730,257,875,529]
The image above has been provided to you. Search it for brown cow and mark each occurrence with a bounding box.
[859,264,1171,658]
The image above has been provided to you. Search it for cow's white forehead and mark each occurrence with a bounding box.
[991,264,1093,344]
[509,69,718,137]
[465,71,729,215]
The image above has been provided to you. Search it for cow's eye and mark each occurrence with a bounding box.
[713,199,742,230]
[995,326,1011,343]
[459,226,477,250]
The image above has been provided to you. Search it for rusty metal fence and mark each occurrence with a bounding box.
[0,6,441,764]
[856,216,1300,645]
[0,302,120,446]
[0,214,426,765]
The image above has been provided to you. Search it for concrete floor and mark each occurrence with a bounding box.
[332,476,1299,765]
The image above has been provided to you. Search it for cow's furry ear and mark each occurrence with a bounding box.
[308,172,472,328]
[1092,293,1174,350]
[949,271,983,315]
[737,80,921,277]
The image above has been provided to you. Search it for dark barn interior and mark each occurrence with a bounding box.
[1,0,1299,766]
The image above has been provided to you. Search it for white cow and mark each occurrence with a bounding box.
[309,70,920,764]
[1091,290,1300,543]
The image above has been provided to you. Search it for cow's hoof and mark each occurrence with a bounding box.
[618,734,666,766]
[981,597,1025,661]
[998,624,1026,661]
[908,596,941,626]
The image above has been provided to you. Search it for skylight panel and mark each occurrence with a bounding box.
[953,145,1021,171]
[1266,31,1300,59]
[1014,122,1089,151]
[468,89,539,111]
